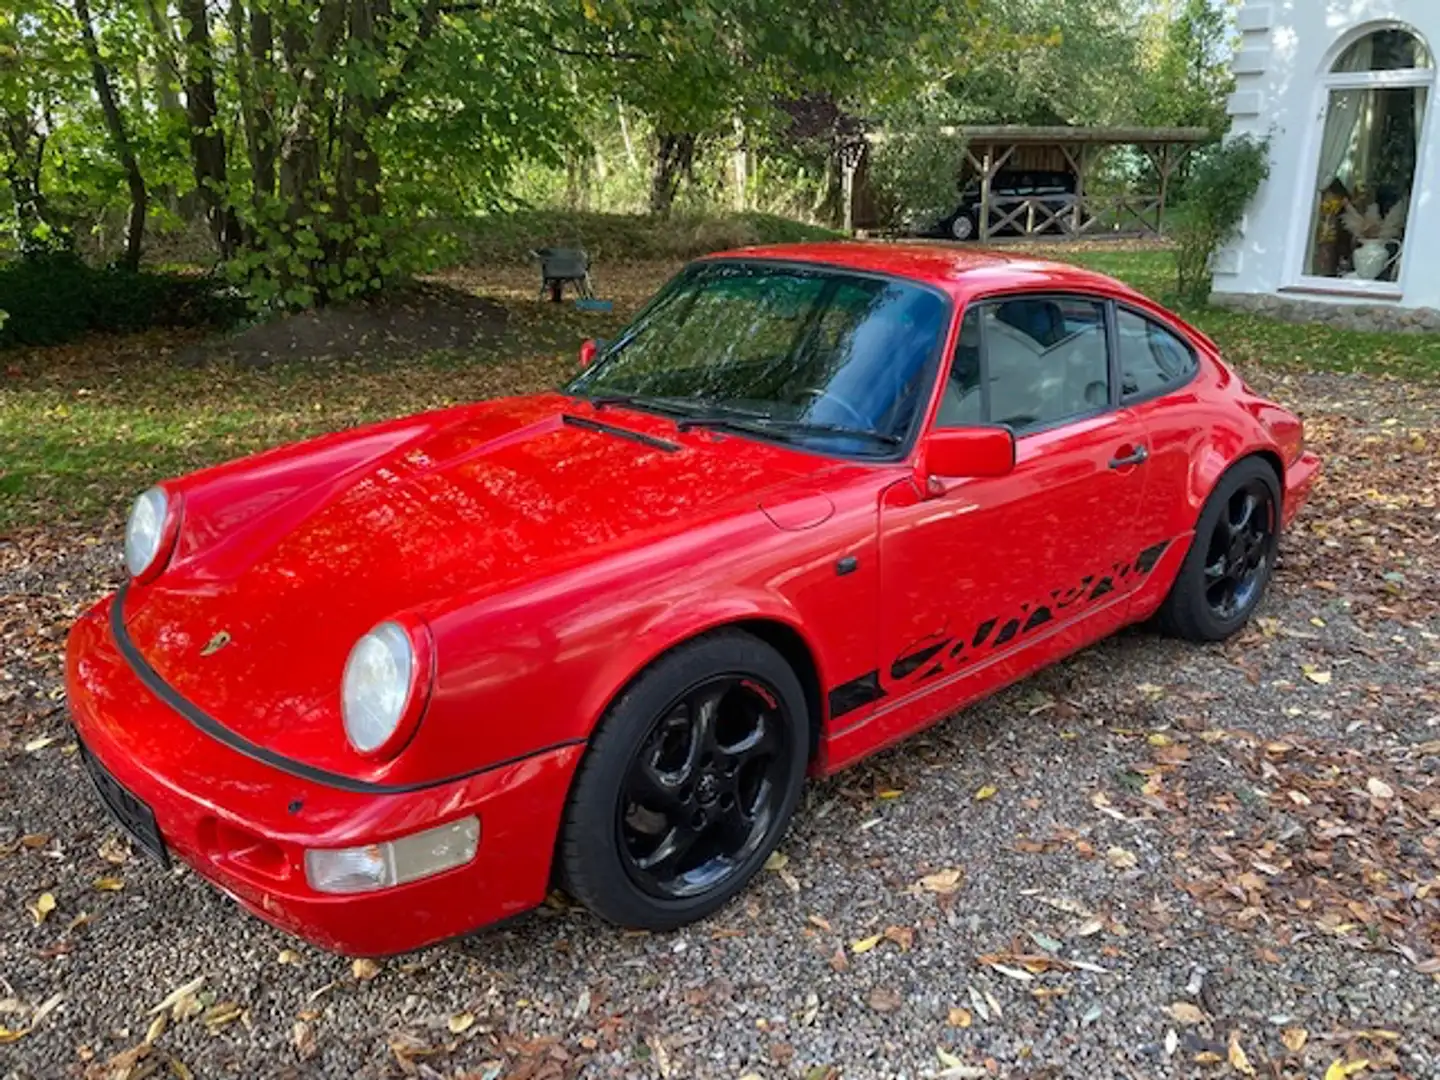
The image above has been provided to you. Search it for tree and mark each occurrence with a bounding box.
[1138,0,1237,135]
[73,0,147,270]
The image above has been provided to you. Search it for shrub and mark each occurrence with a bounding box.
[0,254,244,348]
[866,128,968,233]
[1173,135,1271,303]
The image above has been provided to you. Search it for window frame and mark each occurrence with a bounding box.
[941,291,1120,439]
[1285,21,1436,300]
[1113,303,1201,407]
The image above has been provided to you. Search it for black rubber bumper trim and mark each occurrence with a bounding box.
[109,582,585,795]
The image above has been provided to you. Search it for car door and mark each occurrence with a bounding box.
[872,294,1152,722]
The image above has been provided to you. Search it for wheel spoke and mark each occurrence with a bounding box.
[1204,556,1227,583]
[632,823,699,873]
[1229,492,1256,538]
[631,758,690,811]
[723,713,778,765]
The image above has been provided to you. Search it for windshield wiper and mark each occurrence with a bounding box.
[584,393,689,415]
[675,413,901,448]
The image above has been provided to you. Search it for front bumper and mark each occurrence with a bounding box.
[1283,450,1322,529]
[66,596,584,956]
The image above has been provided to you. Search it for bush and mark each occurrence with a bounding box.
[1173,135,1271,303]
[0,254,244,348]
[458,209,841,266]
[866,128,968,232]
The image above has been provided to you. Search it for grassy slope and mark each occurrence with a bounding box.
[2,225,1437,531]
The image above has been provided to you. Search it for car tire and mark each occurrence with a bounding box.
[558,631,809,930]
[950,213,975,241]
[1157,457,1282,642]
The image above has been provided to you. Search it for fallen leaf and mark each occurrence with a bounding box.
[351,958,381,981]
[866,986,902,1013]
[202,1001,243,1032]
[277,949,301,965]
[883,925,914,951]
[93,876,125,892]
[806,913,831,932]
[98,834,130,865]
[293,1020,317,1061]
[1324,1059,1369,1080]
[200,631,231,657]
[1167,1002,1206,1025]
[27,892,55,926]
[877,788,903,799]
[1075,916,1106,937]
[145,1013,167,1044]
[763,851,789,871]
[447,1012,475,1034]
[150,976,206,1016]
[947,1007,972,1028]
[1229,1031,1256,1076]
[1281,1027,1308,1052]
[850,934,882,954]
[1302,665,1332,685]
[974,784,998,801]
[1365,777,1394,800]
[23,735,58,753]
[918,868,963,895]
[1106,847,1138,871]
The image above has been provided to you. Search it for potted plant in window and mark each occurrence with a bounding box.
[1342,199,1407,280]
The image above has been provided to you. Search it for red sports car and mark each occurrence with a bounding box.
[67,243,1320,955]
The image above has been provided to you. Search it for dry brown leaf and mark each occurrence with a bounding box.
[947,1007,972,1028]
[1166,1001,1206,1025]
[866,986,903,1013]
[447,1012,475,1034]
[1106,847,1138,871]
[150,975,205,1016]
[202,1001,243,1032]
[1365,777,1394,800]
[293,1020,317,1061]
[918,868,963,895]
[883,925,915,952]
[763,851,789,871]
[351,958,381,981]
[1281,1027,1308,1052]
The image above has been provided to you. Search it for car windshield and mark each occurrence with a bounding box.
[566,261,948,457]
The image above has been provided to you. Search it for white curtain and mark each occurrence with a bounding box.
[1315,90,1362,189]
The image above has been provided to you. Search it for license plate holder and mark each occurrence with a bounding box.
[79,741,169,867]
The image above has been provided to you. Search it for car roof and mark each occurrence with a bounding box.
[706,241,1144,302]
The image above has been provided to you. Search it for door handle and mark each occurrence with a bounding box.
[1109,445,1149,469]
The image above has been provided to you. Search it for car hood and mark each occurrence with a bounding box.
[120,393,830,774]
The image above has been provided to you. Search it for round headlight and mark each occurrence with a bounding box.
[341,622,418,754]
[124,487,169,578]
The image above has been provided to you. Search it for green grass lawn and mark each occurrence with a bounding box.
[1,240,1436,532]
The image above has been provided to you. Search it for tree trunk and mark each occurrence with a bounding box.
[229,0,277,211]
[74,0,146,271]
[337,0,383,232]
[650,131,696,215]
[179,0,242,259]
[3,118,55,256]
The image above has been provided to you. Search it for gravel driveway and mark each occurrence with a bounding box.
[1,369,1436,1080]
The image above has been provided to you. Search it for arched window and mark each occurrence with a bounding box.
[1303,26,1434,286]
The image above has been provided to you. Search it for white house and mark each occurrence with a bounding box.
[1214,1,1440,330]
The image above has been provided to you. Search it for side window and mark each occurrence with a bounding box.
[1116,309,1198,401]
[936,307,983,427]
[982,297,1109,432]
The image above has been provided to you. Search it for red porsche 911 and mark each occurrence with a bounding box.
[66,243,1319,955]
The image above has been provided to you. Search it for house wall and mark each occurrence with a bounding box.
[1216,1,1440,315]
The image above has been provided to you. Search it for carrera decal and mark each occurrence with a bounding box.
[890,639,949,680]
[828,670,886,718]
[879,538,1175,695]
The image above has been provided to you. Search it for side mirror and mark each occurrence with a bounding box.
[578,339,599,368]
[924,426,1016,480]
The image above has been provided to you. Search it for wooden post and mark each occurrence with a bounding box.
[978,145,993,242]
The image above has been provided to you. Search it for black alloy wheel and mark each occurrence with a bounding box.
[618,676,788,899]
[558,631,808,930]
[1158,456,1282,642]
[1202,478,1275,621]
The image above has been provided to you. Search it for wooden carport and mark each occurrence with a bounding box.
[851,125,1212,239]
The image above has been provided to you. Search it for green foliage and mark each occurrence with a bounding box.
[462,209,839,264]
[1136,0,1236,136]
[866,130,968,231]
[1172,135,1270,303]
[0,253,242,347]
